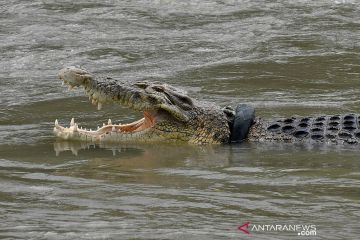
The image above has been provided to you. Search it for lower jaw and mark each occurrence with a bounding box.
[54,126,153,143]
[54,112,157,143]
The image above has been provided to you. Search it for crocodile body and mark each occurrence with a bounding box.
[54,66,360,145]
[249,115,360,145]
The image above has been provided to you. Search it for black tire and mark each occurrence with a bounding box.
[230,104,255,143]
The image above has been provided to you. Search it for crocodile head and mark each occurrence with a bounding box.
[54,67,230,144]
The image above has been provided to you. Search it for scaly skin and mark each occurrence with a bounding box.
[54,67,360,145]
[249,115,360,144]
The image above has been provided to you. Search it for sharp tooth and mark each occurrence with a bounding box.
[103,123,106,126]
[70,118,75,127]
[108,119,112,125]
[112,126,116,132]
[97,126,100,129]
[92,99,97,105]
[97,102,102,110]
[55,119,59,127]
[73,123,78,132]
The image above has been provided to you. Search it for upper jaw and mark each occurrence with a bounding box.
[58,66,191,122]
[55,66,193,143]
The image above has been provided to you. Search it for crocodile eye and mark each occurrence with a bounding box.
[152,85,165,92]
[175,94,193,106]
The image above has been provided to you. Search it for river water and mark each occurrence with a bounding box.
[0,0,359,239]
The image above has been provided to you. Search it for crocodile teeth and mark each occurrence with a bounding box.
[55,119,59,127]
[73,123,78,132]
[103,123,106,126]
[91,99,97,105]
[108,119,112,125]
[97,102,102,110]
[70,118,75,127]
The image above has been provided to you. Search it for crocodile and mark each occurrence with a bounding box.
[54,66,360,145]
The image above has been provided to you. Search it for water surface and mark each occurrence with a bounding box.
[0,0,359,239]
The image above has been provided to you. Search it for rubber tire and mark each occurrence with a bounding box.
[230,104,255,143]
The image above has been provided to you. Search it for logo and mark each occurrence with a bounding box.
[238,222,251,235]
[238,222,317,237]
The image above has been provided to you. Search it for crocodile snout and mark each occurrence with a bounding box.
[58,66,92,87]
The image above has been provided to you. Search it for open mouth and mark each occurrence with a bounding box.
[54,66,191,143]
[54,68,159,141]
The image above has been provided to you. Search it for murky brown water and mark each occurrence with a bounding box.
[0,0,359,239]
